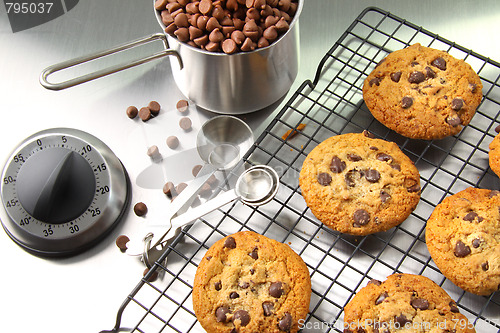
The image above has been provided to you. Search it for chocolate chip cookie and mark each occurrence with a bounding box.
[363,43,483,140]
[489,131,500,178]
[192,231,311,333]
[344,274,476,333]
[299,131,421,236]
[426,187,500,295]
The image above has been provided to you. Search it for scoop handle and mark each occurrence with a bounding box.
[40,33,182,90]
[152,189,239,249]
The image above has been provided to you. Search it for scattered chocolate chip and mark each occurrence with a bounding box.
[134,202,148,216]
[249,247,259,259]
[376,153,393,162]
[365,169,381,182]
[425,66,436,78]
[353,209,370,226]
[330,156,346,173]
[411,298,429,310]
[179,117,192,130]
[148,101,161,116]
[229,291,239,299]
[166,136,179,149]
[451,98,464,110]
[408,71,425,84]
[262,301,274,316]
[394,314,411,328]
[472,238,481,248]
[347,153,362,162]
[390,71,401,82]
[375,292,388,305]
[269,282,284,298]
[380,190,391,203]
[454,240,471,257]
[139,107,152,121]
[147,145,160,158]
[401,96,413,109]
[215,281,222,290]
[215,306,231,323]
[115,235,130,252]
[126,106,138,119]
[431,57,447,71]
[143,267,159,282]
[482,262,489,271]
[176,99,189,113]
[369,78,381,87]
[278,312,292,331]
[175,182,187,194]
[449,301,459,313]
[363,130,375,138]
[224,236,237,249]
[233,310,250,326]
[192,164,203,177]
[163,181,175,196]
[446,116,461,127]
[317,172,332,186]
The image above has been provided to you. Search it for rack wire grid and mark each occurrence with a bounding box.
[108,7,500,333]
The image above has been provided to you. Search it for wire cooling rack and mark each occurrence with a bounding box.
[106,7,500,333]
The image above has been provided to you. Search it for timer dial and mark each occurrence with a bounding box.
[0,128,130,256]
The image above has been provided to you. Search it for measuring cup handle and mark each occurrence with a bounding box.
[39,33,183,90]
[167,189,238,236]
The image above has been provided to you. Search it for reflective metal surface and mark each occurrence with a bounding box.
[1,1,500,332]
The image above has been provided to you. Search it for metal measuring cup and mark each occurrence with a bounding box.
[122,116,258,265]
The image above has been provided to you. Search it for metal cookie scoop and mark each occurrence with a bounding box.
[125,165,279,267]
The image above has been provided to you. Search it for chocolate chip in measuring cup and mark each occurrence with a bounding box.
[158,0,299,54]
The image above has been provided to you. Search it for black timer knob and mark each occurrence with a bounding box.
[16,147,96,224]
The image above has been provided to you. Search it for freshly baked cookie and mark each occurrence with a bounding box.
[426,187,500,295]
[299,131,421,236]
[363,43,483,140]
[192,231,311,333]
[489,131,500,177]
[344,274,476,333]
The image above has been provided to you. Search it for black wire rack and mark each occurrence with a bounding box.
[107,7,500,333]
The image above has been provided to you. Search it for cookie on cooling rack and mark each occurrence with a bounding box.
[192,231,311,333]
[299,131,421,236]
[343,273,476,333]
[489,131,500,177]
[363,43,483,140]
[426,187,500,296]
